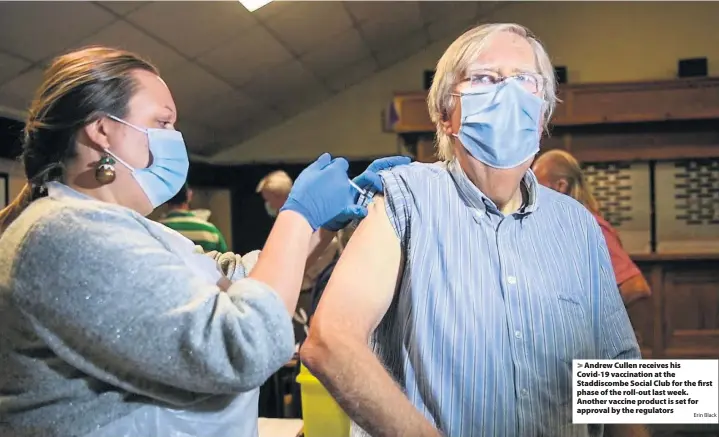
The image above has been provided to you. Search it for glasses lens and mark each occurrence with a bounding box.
[513,74,539,93]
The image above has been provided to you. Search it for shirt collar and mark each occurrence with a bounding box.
[45,181,94,201]
[447,159,540,216]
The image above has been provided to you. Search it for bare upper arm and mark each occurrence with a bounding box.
[312,195,402,342]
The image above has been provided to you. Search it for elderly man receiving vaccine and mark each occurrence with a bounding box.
[302,23,650,437]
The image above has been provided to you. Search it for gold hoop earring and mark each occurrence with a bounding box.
[95,154,116,184]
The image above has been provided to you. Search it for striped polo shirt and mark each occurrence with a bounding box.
[158,210,228,253]
[352,161,640,437]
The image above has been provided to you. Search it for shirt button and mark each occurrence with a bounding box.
[521,388,529,397]
[507,276,517,285]
[514,331,522,339]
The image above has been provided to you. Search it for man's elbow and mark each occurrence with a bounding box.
[300,323,348,378]
[300,326,330,376]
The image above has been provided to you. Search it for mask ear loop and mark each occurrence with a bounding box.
[103,114,149,172]
[106,114,147,134]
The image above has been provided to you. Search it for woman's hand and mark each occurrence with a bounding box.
[352,156,412,194]
[281,153,412,232]
[280,153,355,231]
[323,155,412,231]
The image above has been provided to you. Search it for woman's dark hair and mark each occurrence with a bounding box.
[0,46,158,233]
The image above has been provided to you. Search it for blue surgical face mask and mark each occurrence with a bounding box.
[264,202,278,218]
[453,79,544,169]
[105,115,190,208]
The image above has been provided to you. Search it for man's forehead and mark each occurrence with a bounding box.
[466,62,537,73]
[466,32,537,73]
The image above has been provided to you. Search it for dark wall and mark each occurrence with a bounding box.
[0,117,24,161]
[189,159,377,255]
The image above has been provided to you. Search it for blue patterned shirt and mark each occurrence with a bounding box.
[352,161,640,437]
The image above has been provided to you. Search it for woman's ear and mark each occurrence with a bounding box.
[82,117,112,151]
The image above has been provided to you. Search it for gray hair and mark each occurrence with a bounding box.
[427,23,558,161]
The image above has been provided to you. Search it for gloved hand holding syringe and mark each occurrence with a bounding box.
[348,179,368,197]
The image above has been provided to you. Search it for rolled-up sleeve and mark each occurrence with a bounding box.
[13,206,295,406]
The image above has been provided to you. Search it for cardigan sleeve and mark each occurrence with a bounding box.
[11,204,294,405]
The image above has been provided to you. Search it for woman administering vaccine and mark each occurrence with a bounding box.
[0,46,409,437]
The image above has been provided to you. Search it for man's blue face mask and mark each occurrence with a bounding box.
[452,78,545,169]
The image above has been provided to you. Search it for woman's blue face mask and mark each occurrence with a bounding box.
[104,115,190,208]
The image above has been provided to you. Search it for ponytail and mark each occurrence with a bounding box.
[0,162,64,235]
[0,183,33,234]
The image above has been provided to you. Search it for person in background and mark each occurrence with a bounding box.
[257,169,342,344]
[302,23,649,437]
[158,183,228,253]
[256,169,293,218]
[0,46,409,437]
[533,149,652,306]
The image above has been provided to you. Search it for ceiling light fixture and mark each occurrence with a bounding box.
[238,0,273,12]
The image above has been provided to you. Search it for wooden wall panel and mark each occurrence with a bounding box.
[627,266,655,357]
[548,120,719,162]
[632,256,719,359]
[662,263,719,357]
[556,78,719,125]
[390,77,719,133]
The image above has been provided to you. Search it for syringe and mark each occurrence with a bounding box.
[348,179,368,197]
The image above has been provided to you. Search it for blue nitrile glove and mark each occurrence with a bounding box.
[351,156,413,198]
[322,205,368,232]
[322,155,413,231]
[280,153,354,231]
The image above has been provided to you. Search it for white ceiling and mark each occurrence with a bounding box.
[0,1,502,156]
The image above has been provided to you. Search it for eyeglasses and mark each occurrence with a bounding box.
[461,70,545,95]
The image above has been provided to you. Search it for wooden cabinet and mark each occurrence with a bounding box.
[552,77,719,126]
[630,254,719,359]
[628,255,719,436]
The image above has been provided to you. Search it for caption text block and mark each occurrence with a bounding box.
[573,359,719,424]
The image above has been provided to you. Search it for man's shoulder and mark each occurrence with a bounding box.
[375,161,449,198]
[379,161,446,180]
[537,185,597,223]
